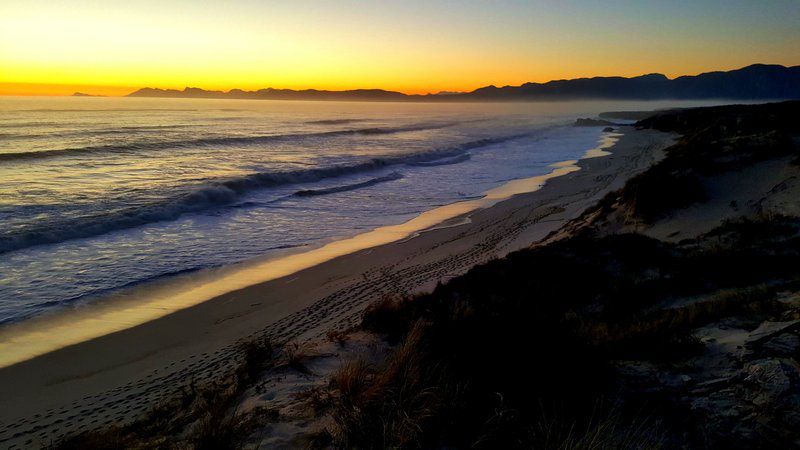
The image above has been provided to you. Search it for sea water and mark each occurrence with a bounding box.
[0,96,729,324]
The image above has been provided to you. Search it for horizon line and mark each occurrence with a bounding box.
[1,62,797,98]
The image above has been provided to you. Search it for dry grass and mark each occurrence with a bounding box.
[325,329,350,346]
[577,284,783,360]
[329,359,371,402]
[529,404,665,450]
[235,339,274,389]
[327,320,442,448]
[327,211,800,448]
[52,339,275,450]
[189,390,247,450]
[361,294,414,343]
[293,387,333,416]
[282,341,313,375]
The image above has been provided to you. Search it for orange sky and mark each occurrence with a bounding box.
[0,83,135,97]
[1,1,798,97]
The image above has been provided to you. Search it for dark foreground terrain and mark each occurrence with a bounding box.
[55,101,800,449]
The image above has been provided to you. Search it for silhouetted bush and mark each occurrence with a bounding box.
[335,211,800,448]
[620,101,800,222]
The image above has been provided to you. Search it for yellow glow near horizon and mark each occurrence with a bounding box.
[1,1,799,96]
[0,83,135,97]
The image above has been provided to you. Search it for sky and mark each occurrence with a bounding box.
[1,0,799,96]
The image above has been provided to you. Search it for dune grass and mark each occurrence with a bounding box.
[52,339,275,450]
[326,212,800,448]
[618,101,800,223]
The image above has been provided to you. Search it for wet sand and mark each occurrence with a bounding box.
[0,127,675,447]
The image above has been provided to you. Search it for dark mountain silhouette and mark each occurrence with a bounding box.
[128,87,410,101]
[127,64,800,102]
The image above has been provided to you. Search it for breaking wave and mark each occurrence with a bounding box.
[407,153,471,167]
[0,133,528,254]
[0,122,455,162]
[305,118,369,125]
[294,172,403,197]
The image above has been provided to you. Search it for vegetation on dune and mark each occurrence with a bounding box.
[320,101,800,447]
[637,101,800,138]
[53,339,275,450]
[617,101,800,222]
[328,214,800,448]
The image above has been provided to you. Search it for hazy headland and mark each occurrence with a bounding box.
[127,64,800,102]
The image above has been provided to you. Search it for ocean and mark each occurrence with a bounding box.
[0,96,728,325]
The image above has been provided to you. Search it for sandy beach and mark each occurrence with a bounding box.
[0,127,675,447]
[3,0,796,445]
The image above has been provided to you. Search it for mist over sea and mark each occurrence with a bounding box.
[0,97,730,324]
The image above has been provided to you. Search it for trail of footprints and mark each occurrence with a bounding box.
[0,189,604,448]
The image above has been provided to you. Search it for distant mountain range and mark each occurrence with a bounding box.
[128,64,800,102]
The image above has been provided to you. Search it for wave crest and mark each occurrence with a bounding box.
[294,172,403,197]
[407,153,471,167]
[0,123,454,162]
[0,133,528,254]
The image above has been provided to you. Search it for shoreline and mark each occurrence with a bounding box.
[0,126,676,446]
[0,131,616,369]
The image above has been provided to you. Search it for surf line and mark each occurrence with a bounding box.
[0,132,620,368]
